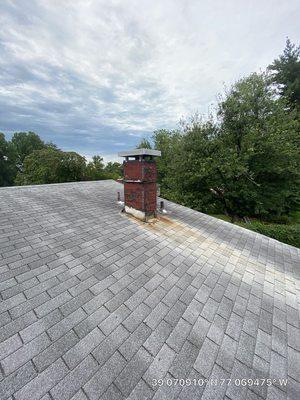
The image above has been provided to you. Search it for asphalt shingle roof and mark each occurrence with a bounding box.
[0,180,299,400]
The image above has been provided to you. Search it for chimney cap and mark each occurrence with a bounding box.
[118,148,161,157]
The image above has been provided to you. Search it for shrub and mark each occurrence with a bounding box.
[240,221,300,248]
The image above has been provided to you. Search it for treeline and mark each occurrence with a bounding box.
[0,132,122,186]
[139,39,300,224]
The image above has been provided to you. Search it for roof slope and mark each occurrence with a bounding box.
[0,180,299,400]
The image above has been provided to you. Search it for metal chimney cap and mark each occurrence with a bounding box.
[118,149,161,157]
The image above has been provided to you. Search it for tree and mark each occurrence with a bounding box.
[152,129,182,193]
[85,156,106,180]
[268,38,300,107]
[104,162,122,179]
[154,73,300,220]
[59,152,86,182]
[136,138,152,149]
[0,133,17,186]
[215,73,300,218]
[15,148,86,185]
[11,132,47,170]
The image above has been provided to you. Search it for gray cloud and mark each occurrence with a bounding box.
[0,0,299,160]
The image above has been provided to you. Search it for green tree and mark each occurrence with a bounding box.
[59,151,86,182]
[85,155,106,180]
[152,129,182,194]
[136,138,152,149]
[104,162,122,179]
[15,148,86,185]
[154,73,300,220]
[268,38,300,107]
[11,132,47,170]
[215,73,300,218]
[0,133,17,186]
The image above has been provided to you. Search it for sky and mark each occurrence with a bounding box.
[0,0,299,162]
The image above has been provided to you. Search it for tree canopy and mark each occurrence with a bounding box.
[268,38,300,107]
[0,133,122,186]
[148,40,300,221]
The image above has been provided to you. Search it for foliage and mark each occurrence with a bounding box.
[15,148,86,185]
[0,132,121,186]
[11,131,50,170]
[268,38,300,107]
[152,70,300,223]
[85,156,106,181]
[152,129,182,200]
[216,72,300,218]
[0,133,17,186]
[239,221,300,248]
[104,161,122,179]
[136,138,152,149]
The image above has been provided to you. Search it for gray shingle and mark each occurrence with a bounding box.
[35,291,72,318]
[207,314,227,345]
[100,384,123,400]
[0,293,26,314]
[145,302,169,330]
[124,379,154,400]
[1,180,299,400]
[48,308,86,341]
[216,334,238,373]
[169,340,199,378]
[188,315,210,348]
[115,348,153,396]
[63,327,104,369]
[178,368,205,400]
[0,361,37,400]
[269,351,288,391]
[99,305,130,336]
[201,364,230,400]
[164,300,187,327]
[92,324,130,366]
[226,312,243,341]
[166,318,192,353]
[123,303,151,332]
[10,291,50,319]
[33,330,78,371]
[2,332,51,375]
[0,334,22,360]
[125,287,149,310]
[287,346,300,382]
[272,326,287,357]
[119,322,151,361]
[50,355,98,400]
[83,352,126,400]
[59,290,94,317]
[143,344,176,387]
[0,311,37,342]
[20,309,62,343]
[144,320,173,357]
[14,358,68,400]
[236,331,256,367]
[226,360,251,400]
[82,289,113,314]
[105,288,132,312]
[194,338,219,378]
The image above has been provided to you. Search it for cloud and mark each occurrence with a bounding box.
[0,0,299,159]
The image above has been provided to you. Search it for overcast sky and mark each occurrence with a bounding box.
[0,0,299,162]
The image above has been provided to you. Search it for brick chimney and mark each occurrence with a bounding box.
[118,149,161,221]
